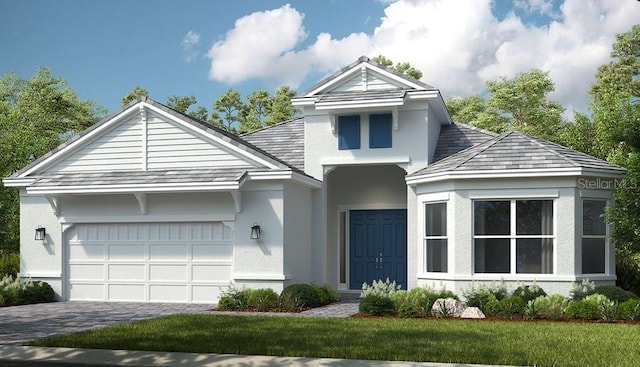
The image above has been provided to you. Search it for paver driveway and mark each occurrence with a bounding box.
[0,302,214,345]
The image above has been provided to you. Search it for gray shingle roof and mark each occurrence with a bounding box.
[241,118,305,171]
[30,168,253,187]
[410,130,625,179]
[432,123,498,163]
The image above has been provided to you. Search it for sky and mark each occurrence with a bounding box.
[1,0,639,119]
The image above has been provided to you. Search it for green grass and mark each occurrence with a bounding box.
[28,315,640,367]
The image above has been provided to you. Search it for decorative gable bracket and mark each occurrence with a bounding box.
[329,113,336,134]
[134,193,147,215]
[46,196,61,216]
[230,190,241,214]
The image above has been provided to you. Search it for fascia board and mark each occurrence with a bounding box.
[305,66,362,96]
[143,103,280,169]
[365,64,426,90]
[26,181,240,195]
[405,168,586,185]
[241,170,322,188]
[18,105,141,178]
[291,98,316,106]
[2,178,37,187]
[315,99,405,110]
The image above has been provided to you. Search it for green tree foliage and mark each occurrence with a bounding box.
[166,95,197,114]
[213,89,243,132]
[446,95,509,133]
[121,85,149,106]
[372,55,423,80]
[265,86,298,126]
[0,69,104,251]
[239,89,270,133]
[590,25,640,255]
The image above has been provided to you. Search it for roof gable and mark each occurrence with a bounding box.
[10,98,290,179]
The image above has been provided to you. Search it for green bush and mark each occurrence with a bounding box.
[0,293,4,306]
[281,283,321,309]
[247,288,279,311]
[360,278,401,298]
[397,300,419,318]
[570,279,596,301]
[616,254,640,296]
[0,252,19,278]
[619,299,640,320]
[463,282,506,315]
[22,280,55,304]
[359,294,395,316]
[512,283,547,303]
[0,276,56,306]
[588,285,638,303]
[498,296,525,318]
[566,300,601,320]
[525,294,568,320]
[312,284,340,305]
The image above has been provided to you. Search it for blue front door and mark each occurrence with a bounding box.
[349,209,407,289]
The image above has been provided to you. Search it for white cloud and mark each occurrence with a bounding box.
[181,30,200,62]
[207,0,640,118]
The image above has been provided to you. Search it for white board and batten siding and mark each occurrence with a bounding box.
[47,114,143,172]
[146,111,253,170]
[67,222,232,303]
[46,110,257,173]
[330,71,402,93]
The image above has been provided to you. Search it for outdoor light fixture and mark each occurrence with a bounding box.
[250,223,261,240]
[35,226,46,241]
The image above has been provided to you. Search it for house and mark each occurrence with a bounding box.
[3,56,625,303]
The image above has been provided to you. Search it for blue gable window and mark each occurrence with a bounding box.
[338,115,361,150]
[369,113,392,148]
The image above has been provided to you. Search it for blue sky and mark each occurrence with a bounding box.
[1,0,639,117]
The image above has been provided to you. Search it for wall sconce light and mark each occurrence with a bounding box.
[35,226,46,241]
[250,223,261,240]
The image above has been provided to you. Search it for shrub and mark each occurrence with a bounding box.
[512,282,547,303]
[312,284,340,305]
[359,294,395,316]
[0,252,19,278]
[616,254,640,296]
[247,288,279,311]
[498,295,525,318]
[589,285,638,303]
[281,283,321,309]
[0,293,4,306]
[0,276,56,306]
[462,281,506,314]
[566,300,600,320]
[525,294,568,320]
[216,285,250,310]
[570,279,596,301]
[21,280,55,304]
[600,300,619,323]
[360,278,401,298]
[619,299,640,321]
[397,301,419,318]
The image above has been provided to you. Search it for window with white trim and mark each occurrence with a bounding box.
[473,199,554,274]
[582,199,607,274]
[425,202,447,272]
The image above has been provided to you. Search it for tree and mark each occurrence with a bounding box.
[213,89,243,132]
[446,95,509,133]
[0,69,104,251]
[590,25,640,255]
[166,95,197,114]
[239,89,270,133]
[372,55,423,79]
[265,86,298,126]
[121,85,149,106]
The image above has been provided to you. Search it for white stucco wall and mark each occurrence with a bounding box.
[282,182,313,286]
[302,105,431,180]
[412,176,617,297]
[233,182,286,292]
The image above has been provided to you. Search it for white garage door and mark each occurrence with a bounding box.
[66,222,232,303]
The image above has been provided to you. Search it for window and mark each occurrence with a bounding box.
[474,199,554,274]
[425,202,447,272]
[582,200,607,274]
[338,115,360,150]
[369,113,392,148]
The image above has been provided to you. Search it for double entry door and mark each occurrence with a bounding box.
[349,209,407,290]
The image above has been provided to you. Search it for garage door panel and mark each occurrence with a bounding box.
[150,285,187,302]
[109,284,146,301]
[69,264,104,280]
[149,264,187,281]
[108,244,146,260]
[68,222,233,303]
[108,264,145,281]
[69,244,104,260]
[192,244,232,260]
[193,264,231,282]
[70,283,105,300]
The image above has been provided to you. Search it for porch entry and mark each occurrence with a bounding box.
[349,209,407,289]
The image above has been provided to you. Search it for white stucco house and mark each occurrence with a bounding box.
[4,57,626,303]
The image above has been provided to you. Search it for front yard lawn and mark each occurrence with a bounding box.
[28,315,639,367]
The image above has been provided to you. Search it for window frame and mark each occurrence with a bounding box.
[581,199,609,275]
[424,201,448,273]
[472,199,555,275]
